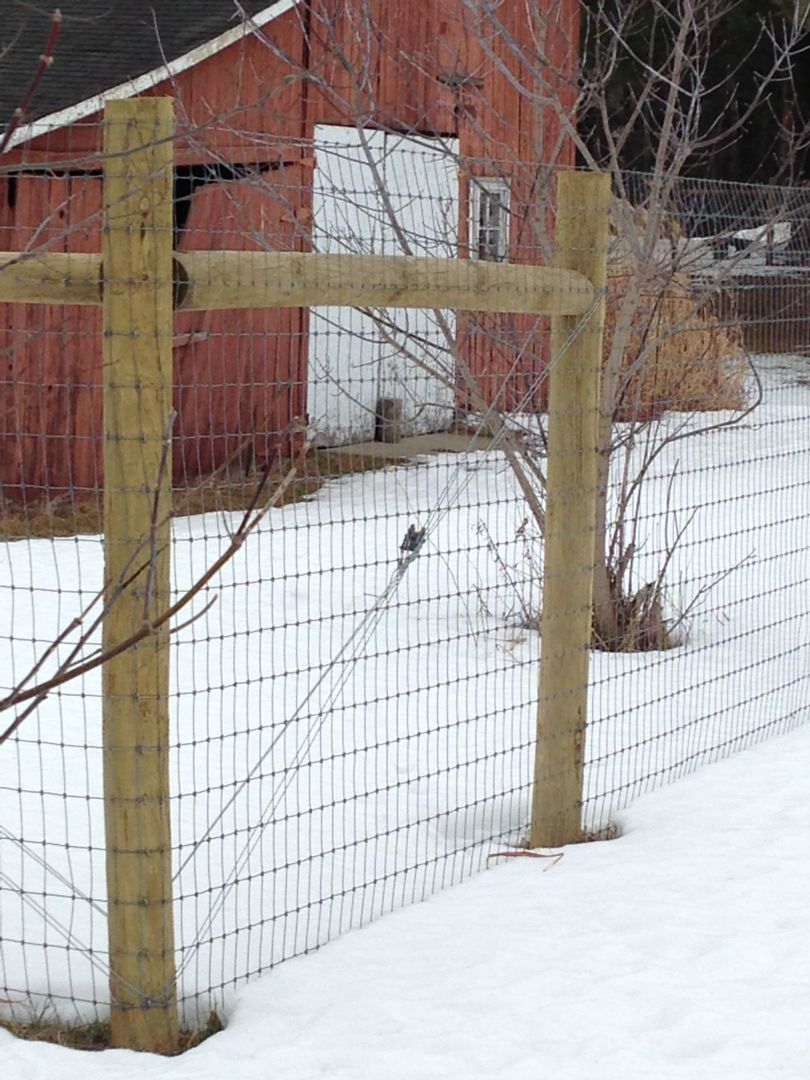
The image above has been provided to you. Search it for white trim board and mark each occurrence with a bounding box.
[8,0,297,150]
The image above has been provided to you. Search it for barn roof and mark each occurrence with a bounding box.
[0,1,293,147]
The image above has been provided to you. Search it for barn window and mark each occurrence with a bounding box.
[470,178,510,261]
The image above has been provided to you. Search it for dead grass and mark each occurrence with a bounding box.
[591,577,681,653]
[0,498,103,541]
[0,1009,224,1053]
[579,822,621,843]
[605,270,750,421]
[0,1015,111,1052]
[0,449,405,542]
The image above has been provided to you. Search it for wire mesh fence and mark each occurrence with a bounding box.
[1,107,810,1046]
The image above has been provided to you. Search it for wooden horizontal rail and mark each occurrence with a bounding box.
[177,252,596,314]
[0,250,596,315]
[0,252,102,305]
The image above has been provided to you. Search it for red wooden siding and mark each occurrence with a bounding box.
[306,0,457,133]
[454,1,578,414]
[173,162,310,483]
[0,174,103,501]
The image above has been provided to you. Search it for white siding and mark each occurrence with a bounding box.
[308,126,459,444]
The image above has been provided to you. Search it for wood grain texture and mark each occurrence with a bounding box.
[101,97,178,1054]
[529,171,610,849]
[177,250,595,315]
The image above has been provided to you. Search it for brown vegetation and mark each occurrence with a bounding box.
[604,269,749,422]
[0,449,404,541]
[0,1010,223,1053]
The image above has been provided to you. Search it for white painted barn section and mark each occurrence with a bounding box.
[308,126,460,444]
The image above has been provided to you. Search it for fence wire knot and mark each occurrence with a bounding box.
[399,524,426,566]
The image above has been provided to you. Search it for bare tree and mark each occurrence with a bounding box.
[226,0,810,648]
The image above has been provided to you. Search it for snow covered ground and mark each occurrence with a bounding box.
[4,718,809,1079]
[1,351,810,1041]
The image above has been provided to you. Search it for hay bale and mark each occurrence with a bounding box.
[604,268,749,421]
[605,193,748,419]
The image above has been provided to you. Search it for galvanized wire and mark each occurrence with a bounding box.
[2,124,810,1033]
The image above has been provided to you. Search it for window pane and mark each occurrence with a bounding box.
[474,182,509,260]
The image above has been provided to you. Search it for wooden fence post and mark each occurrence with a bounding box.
[102,97,178,1052]
[529,171,610,849]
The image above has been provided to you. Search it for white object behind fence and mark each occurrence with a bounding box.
[308,126,459,443]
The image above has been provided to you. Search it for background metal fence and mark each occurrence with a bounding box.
[1,113,809,1045]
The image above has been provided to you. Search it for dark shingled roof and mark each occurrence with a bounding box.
[0,1,282,125]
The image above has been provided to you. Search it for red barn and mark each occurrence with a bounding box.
[0,0,579,502]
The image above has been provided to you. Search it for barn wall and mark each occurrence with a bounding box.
[454,0,579,415]
[0,163,310,499]
[173,162,310,483]
[305,0,458,132]
[0,173,103,501]
[1,0,579,502]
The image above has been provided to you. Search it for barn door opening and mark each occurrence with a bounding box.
[308,125,459,444]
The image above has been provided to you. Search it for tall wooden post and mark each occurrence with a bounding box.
[102,97,178,1052]
[529,172,610,849]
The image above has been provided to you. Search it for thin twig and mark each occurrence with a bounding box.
[142,409,177,622]
[487,850,564,870]
[0,9,62,155]
[0,434,313,742]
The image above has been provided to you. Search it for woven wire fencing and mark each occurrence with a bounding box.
[584,171,810,809]
[1,119,809,1037]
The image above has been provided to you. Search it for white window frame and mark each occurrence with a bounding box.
[469,177,511,262]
